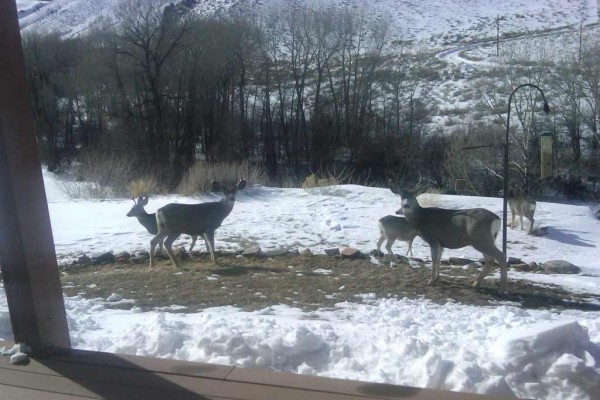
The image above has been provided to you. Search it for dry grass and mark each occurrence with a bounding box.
[59,253,600,312]
[178,161,266,195]
[128,176,159,197]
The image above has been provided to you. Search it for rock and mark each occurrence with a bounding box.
[173,248,189,259]
[106,293,123,302]
[301,248,313,256]
[115,252,130,262]
[288,249,300,256]
[528,261,540,272]
[542,260,581,274]
[77,254,92,266]
[511,263,531,272]
[324,248,340,256]
[464,261,483,271]
[92,252,115,265]
[242,246,262,256]
[263,247,289,257]
[341,247,366,259]
[370,249,385,257]
[10,352,29,365]
[532,226,549,236]
[448,257,474,266]
[384,254,411,265]
[507,257,523,265]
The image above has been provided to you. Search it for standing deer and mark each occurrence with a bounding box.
[149,180,246,268]
[377,215,418,256]
[389,182,508,291]
[127,196,198,254]
[508,189,537,234]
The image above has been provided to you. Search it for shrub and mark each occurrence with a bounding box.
[178,161,265,195]
[58,149,138,199]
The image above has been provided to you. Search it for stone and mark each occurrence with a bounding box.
[507,257,523,265]
[92,252,115,265]
[115,252,130,262]
[542,260,581,274]
[340,247,366,259]
[263,247,289,257]
[324,248,340,256]
[77,254,92,266]
[242,246,262,256]
[448,257,475,266]
[370,249,385,257]
[288,249,300,256]
[301,248,313,256]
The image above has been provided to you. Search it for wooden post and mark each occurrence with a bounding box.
[0,0,71,352]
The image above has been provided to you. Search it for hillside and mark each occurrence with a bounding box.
[16,0,600,48]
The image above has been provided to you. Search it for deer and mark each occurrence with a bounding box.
[508,189,537,235]
[149,179,246,268]
[389,181,508,292]
[127,196,198,254]
[377,215,418,257]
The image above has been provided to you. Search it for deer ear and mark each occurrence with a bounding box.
[141,196,149,206]
[136,195,144,203]
[388,180,403,196]
[236,179,247,191]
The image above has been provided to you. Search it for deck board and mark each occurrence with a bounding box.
[0,342,511,399]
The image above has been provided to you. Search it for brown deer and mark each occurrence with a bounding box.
[389,181,508,291]
[508,189,537,234]
[377,215,418,256]
[149,180,246,268]
[127,196,198,254]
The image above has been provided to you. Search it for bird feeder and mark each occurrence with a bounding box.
[540,131,553,179]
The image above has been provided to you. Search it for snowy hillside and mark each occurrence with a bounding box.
[15,0,600,47]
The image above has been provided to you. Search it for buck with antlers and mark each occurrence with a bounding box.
[127,196,198,254]
[389,181,508,291]
[149,180,246,268]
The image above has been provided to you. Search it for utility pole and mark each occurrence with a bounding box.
[496,14,500,56]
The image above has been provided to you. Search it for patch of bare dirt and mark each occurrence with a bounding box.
[59,253,600,312]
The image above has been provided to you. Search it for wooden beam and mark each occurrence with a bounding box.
[0,0,71,352]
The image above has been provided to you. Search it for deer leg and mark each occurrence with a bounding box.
[188,235,198,253]
[376,234,385,254]
[385,237,396,255]
[520,214,524,230]
[428,243,443,285]
[474,247,507,292]
[406,235,415,257]
[527,217,535,235]
[204,231,216,264]
[474,255,494,288]
[510,212,516,229]
[149,233,166,268]
[164,234,182,269]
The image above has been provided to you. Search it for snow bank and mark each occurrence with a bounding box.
[56,290,600,400]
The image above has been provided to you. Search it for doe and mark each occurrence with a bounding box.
[508,189,537,234]
[127,196,198,254]
[377,215,418,256]
[149,180,246,268]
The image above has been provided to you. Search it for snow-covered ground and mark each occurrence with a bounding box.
[2,169,600,399]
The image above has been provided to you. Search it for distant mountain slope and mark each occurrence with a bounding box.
[16,0,600,47]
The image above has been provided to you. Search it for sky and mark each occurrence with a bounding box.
[2,169,600,400]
